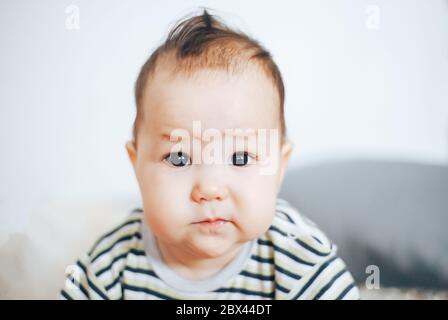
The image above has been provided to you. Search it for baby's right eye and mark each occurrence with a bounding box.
[164,151,191,167]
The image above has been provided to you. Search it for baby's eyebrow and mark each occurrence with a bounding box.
[160,133,174,141]
[159,132,191,145]
[160,132,193,142]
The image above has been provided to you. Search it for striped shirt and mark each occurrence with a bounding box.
[60,198,359,300]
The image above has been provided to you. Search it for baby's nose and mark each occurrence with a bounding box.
[191,180,229,203]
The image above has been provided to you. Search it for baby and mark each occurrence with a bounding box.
[60,10,359,300]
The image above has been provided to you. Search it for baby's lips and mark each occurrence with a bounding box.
[194,217,230,224]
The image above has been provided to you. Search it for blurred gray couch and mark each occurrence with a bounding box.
[280,159,448,291]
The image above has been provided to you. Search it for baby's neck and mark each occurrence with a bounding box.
[155,239,243,280]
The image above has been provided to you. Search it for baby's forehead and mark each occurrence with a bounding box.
[144,64,280,119]
[134,58,283,147]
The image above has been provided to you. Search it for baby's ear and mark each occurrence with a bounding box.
[277,140,293,191]
[125,140,137,168]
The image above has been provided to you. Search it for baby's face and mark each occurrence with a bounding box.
[126,65,292,260]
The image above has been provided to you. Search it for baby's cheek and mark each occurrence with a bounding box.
[140,168,191,205]
[239,191,277,239]
[145,207,186,243]
[237,207,275,241]
[140,175,198,243]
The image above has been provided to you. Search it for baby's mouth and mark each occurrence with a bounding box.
[193,218,230,226]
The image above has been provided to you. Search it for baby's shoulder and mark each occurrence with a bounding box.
[61,209,146,299]
[86,209,145,267]
[258,199,359,300]
[263,199,336,265]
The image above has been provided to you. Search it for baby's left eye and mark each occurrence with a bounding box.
[230,151,256,166]
[164,151,191,167]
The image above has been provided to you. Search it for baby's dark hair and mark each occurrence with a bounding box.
[133,9,286,146]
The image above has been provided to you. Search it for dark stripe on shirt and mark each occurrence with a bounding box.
[251,254,274,264]
[124,265,158,278]
[276,283,290,294]
[291,256,338,300]
[67,274,90,299]
[77,260,109,300]
[313,268,347,300]
[95,248,146,277]
[91,232,142,263]
[336,282,356,300]
[105,270,123,292]
[88,219,142,256]
[240,270,275,281]
[215,287,275,299]
[103,264,158,292]
[250,254,302,280]
[269,225,330,257]
[60,289,73,300]
[257,238,315,266]
[276,209,295,223]
[275,264,302,280]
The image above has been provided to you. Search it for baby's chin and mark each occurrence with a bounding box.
[186,233,244,259]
